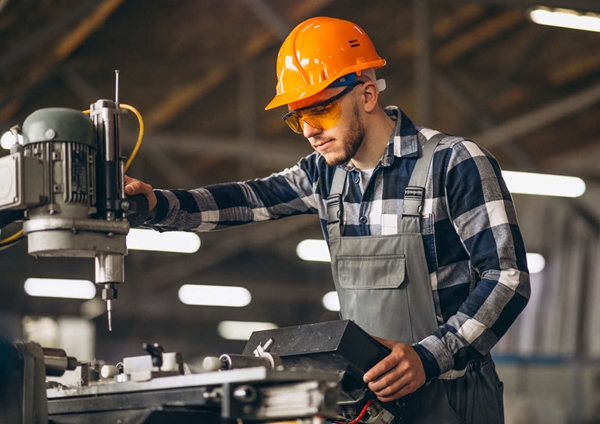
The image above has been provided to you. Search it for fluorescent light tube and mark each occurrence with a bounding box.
[526,253,546,274]
[217,320,278,341]
[127,228,200,253]
[530,7,600,33]
[178,284,251,307]
[322,291,340,311]
[502,171,585,197]
[24,278,96,299]
[296,239,331,262]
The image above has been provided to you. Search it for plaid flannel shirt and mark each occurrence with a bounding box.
[148,106,530,381]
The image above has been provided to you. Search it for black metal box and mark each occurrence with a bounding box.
[243,320,391,383]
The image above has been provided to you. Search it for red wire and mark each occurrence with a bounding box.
[348,399,375,424]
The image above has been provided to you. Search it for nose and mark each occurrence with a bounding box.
[302,120,323,139]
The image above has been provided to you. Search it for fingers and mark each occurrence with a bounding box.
[364,343,426,402]
[364,353,398,383]
[367,361,421,401]
[373,378,418,403]
[364,338,402,383]
[124,175,158,211]
[370,373,411,402]
[124,175,143,195]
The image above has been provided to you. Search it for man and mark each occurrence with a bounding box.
[126,16,530,423]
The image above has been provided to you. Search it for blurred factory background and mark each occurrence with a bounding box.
[1,0,600,422]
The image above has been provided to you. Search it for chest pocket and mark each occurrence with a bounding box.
[337,254,406,289]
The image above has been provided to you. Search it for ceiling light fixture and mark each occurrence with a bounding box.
[322,291,340,311]
[529,7,600,33]
[127,228,200,253]
[178,284,251,307]
[526,253,546,274]
[296,239,331,262]
[1,131,22,150]
[502,171,585,197]
[217,320,278,341]
[24,278,96,300]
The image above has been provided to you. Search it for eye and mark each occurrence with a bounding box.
[307,102,334,116]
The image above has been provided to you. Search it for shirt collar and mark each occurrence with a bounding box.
[339,106,420,171]
[381,106,420,167]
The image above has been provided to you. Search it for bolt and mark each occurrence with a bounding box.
[45,129,55,139]
[121,201,130,210]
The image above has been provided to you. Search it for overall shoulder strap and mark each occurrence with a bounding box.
[402,132,446,217]
[326,167,347,238]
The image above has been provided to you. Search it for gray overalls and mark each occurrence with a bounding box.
[326,134,504,423]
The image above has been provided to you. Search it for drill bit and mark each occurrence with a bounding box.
[102,283,117,332]
[107,299,113,331]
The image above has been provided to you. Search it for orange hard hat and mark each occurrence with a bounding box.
[265,16,386,110]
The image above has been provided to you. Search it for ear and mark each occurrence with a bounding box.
[361,81,379,113]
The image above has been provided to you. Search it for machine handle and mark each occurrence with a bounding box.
[125,194,149,228]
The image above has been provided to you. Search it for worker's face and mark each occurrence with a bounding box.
[287,86,366,167]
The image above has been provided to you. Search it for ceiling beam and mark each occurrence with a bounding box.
[145,132,310,168]
[434,71,538,169]
[0,0,125,122]
[393,4,486,59]
[471,81,600,149]
[0,0,107,74]
[435,0,600,14]
[548,48,600,87]
[239,0,292,40]
[483,25,552,102]
[436,9,525,65]
[143,0,334,131]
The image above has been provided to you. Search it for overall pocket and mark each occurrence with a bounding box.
[337,254,406,289]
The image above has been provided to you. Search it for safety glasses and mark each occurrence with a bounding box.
[282,81,364,134]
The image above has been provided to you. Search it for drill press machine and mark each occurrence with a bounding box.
[0,75,147,330]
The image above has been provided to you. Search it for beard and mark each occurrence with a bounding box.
[318,104,366,167]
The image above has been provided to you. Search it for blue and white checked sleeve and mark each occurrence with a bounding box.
[147,159,320,231]
[413,139,531,380]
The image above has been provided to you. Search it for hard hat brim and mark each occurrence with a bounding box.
[265,59,386,110]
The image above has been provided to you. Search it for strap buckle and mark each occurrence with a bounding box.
[402,186,424,217]
[326,194,343,224]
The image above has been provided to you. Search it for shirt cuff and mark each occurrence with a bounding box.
[412,342,442,382]
[146,190,169,225]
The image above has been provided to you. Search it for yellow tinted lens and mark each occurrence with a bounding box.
[301,101,341,131]
[283,114,304,134]
[283,98,342,134]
